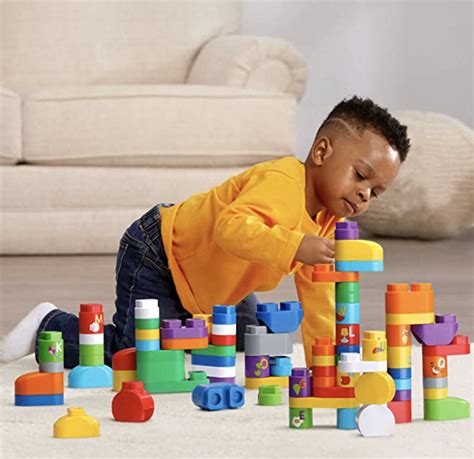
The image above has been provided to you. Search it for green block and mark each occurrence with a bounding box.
[424,397,470,421]
[135,318,160,330]
[137,349,185,383]
[289,407,313,429]
[258,385,283,406]
[79,344,104,356]
[38,331,64,363]
[336,282,359,303]
[80,354,104,366]
[191,344,236,357]
[144,371,209,394]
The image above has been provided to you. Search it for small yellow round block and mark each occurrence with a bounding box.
[135,329,160,340]
[53,407,100,438]
[354,372,396,405]
[424,387,449,400]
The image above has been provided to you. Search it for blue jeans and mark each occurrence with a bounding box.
[35,204,259,368]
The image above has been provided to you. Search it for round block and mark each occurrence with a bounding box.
[112,381,154,422]
[336,282,359,303]
[312,337,335,356]
[79,304,104,334]
[422,355,448,378]
[354,372,396,404]
[357,404,395,437]
[38,331,64,366]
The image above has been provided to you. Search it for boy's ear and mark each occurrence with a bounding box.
[310,136,333,166]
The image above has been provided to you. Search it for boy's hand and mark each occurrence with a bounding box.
[295,235,335,265]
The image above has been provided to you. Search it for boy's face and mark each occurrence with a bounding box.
[308,127,401,218]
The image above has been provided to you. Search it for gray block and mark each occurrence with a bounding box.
[245,325,293,356]
[39,361,64,373]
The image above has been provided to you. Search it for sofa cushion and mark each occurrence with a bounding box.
[22,85,296,167]
[0,87,21,164]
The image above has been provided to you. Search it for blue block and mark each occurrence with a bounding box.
[136,339,160,351]
[335,260,384,272]
[337,408,358,430]
[335,303,360,324]
[191,354,236,367]
[270,356,292,376]
[192,383,245,411]
[15,393,64,406]
[388,367,411,379]
[336,345,360,354]
[212,305,237,325]
[68,364,113,388]
[394,378,412,391]
[256,301,303,334]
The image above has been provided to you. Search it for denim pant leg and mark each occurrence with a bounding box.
[235,293,260,351]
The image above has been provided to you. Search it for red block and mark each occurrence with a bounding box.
[312,386,355,398]
[312,365,336,377]
[112,348,137,371]
[79,303,104,334]
[210,334,236,346]
[422,335,470,356]
[388,400,412,423]
[112,381,154,422]
[336,324,360,346]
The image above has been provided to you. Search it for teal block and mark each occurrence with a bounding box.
[68,364,113,388]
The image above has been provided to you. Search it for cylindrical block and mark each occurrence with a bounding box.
[289,408,313,429]
[386,324,411,347]
[422,355,447,378]
[289,368,312,398]
[336,282,359,303]
[38,331,64,373]
[135,299,160,352]
[336,324,360,346]
[79,303,104,366]
[362,331,387,361]
[335,221,359,240]
[336,303,360,324]
[245,355,270,378]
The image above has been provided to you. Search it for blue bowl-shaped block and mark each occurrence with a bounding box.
[337,407,358,430]
[256,301,303,334]
[191,354,236,367]
[15,393,64,406]
[68,364,113,388]
[192,383,245,411]
[335,260,384,272]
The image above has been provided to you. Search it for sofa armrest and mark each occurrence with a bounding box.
[187,35,307,101]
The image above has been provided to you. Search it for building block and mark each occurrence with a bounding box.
[68,365,113,388]
[161,336,208,350]
[312,264,359,283]
[387,346,411,368]
[37,331,64,373]
[312,365,336,377]
[422,335,470,356]
[211,323,237,336]
[245,355,270,378]
[386,312,435,326]
[393,390,411,401]
[289,408,313,429]
[113,370,137,392]
[385,283,434,314]
[335,239,383,261]
[212,305,236,325]
[312,355,335,366]
[210,334,236,346]
[313,386,355,398]
[15,394,64,406]
[191,344,236,357]
[394,378,411,391]
[411,314,458,346]
[424,397,470,421]
[161,318,208,339]
[337,408,358,430]
[136,340,161,351]
[135,318,160,329]
[112,381,154,422]
[270,356,292,376]
[356,404,395,437]
[112,347,137,391]
[193,313,212,335]
[245,376,289,389]
[256,301,303,334]
[313,376,337,387]
[388,367,411,379]
[422,355,448,378]
[388,400,412,423]
[336,260,384,272]
[336,345,360,354]
[289,368,312,398]
[289,396,359,409]
[53,407,100,438]
[191,364,236,378]
[335,221,359,240]
[145,371,209,394]
[137,349,185,383]
[244,325,292,356]
[386,324,411,346]
[135,299,160,318]
[192,354,236,368]
[258,385,283,406]
[338,354,387,373]
[354,372,395,405]
[209,376,236,384]
[192,383,244,411]
[362,331,387,361]
[423,377,448,389]
[423,387,448,399]
[15,371,64,396]
[336,282,359,303]
[135,329,160,340]
[335,303,360,325]
[312,336,335,355]
[336,372,359,387]
[336,324,360,346]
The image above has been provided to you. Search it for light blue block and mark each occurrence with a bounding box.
[394,378,412,391]
[270,356,292,376]
[335,303,360,324]
[15,393,64,406]
[68,364,113,388]
[336,260,384,272]
[136,339,160,351]
[337,407,358,430]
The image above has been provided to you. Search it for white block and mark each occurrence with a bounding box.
[191,364,236,378]
[356,404,395,437]
[79,333,104,345]
[338,353,387,373]
[211,323,236,336]
[135,299,160,319]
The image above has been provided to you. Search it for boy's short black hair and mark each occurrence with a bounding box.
[318,96,410,162]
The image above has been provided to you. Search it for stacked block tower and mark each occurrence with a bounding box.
[15,331,64,406]
[244,301,303,389]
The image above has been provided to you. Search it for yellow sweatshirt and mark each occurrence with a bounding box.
[160,156,342,366]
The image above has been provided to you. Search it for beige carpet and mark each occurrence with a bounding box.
[0,344,472,458]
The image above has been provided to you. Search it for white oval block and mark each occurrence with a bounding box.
[338,353,387,373]
[135,299,160,319]
[211,323,237,336]
[356,404,395,437]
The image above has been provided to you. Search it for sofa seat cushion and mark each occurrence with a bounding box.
[22,85,296,167]
[0,87,21,164]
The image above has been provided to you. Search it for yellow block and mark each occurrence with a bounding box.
[113,369,137,392]
[335,240,383,261]
[424,388,449,400]
[362,331,387,361]
[135,329,160,340]
[312,355,335,366]
[53,407,100,438]
[386,312,435,325]
[354,372,395,404]
[336,370,359,388]
[245,376,289,389]
[387,346,412,368]
[289,396,359,409]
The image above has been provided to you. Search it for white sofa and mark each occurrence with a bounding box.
[0,0,307,254]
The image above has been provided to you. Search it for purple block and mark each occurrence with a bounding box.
[289,367,312,398]
[393,390,411,401]
[161,319,208,339]
[208,376,236,384]
[411,314,458,346]
[335,221,359,240]
[245,355,270,378]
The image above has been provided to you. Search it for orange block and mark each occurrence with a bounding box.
[385,283,434,314]
[422,355,448,378]
[15,371,64,395]
[312,264,359,283]
[312,376,336,387]
[312,337,336,356]
[386,324,412,347]
[112,347,136,371]
[161,336,208,350]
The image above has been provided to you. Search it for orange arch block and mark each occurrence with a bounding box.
[15,371,64,395]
